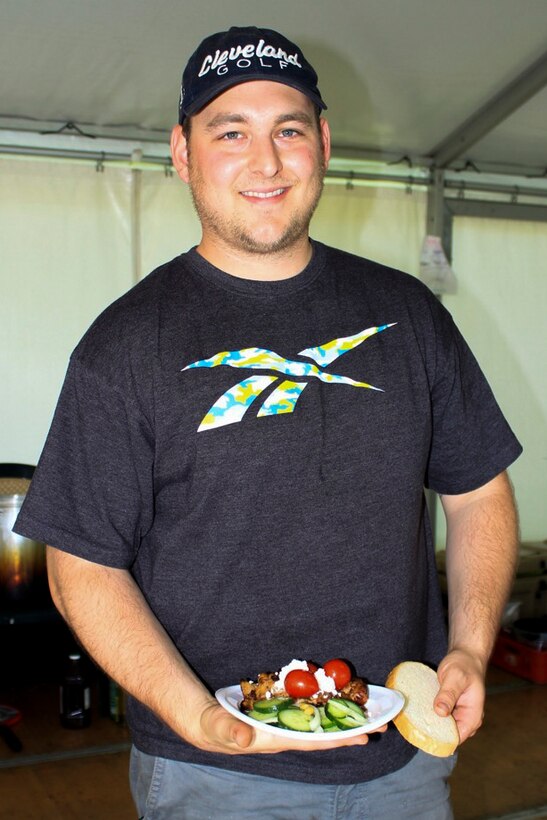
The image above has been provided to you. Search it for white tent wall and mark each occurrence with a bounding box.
[443,216,547,542]
[313,183,426,273]
[1,158,133,461]
[140,169,200,275]
[1,158,544,545]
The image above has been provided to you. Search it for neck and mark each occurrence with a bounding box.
[195,235,313,281]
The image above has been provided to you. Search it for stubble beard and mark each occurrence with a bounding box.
[187,153,326,257]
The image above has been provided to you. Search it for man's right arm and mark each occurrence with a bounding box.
[46,546,377,755]
[47,546,225,746]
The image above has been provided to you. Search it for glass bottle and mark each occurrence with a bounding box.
[109,678,125,724]
[59,652,91,729]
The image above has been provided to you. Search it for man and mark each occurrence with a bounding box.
[16,26,521,819]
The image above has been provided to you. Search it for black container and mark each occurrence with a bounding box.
[60,652,91,729]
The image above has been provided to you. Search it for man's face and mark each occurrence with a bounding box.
[172,81,330,259]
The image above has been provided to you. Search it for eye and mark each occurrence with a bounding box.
[221,131,242,141]
[279,128,300,138]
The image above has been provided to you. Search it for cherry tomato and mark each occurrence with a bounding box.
[284,669,319,698]
[306,661,319,673]
[323,658,352,689]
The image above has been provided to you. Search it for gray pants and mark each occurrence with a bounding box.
[130,746,457,820]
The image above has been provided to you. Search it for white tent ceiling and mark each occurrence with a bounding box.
[1,0,547,179]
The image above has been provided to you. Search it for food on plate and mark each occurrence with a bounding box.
[385,661,459,757]
[239,658,369,733]
[323,658,352,689]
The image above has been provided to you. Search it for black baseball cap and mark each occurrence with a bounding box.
[178,26,327,123]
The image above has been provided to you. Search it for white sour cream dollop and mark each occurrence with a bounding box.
[272,658,338,695]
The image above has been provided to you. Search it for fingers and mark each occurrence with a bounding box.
[210,709,257,752]
[268,729,371,753]
[369,722,389,734]
[435,651,474,715]
[247,720,388,753]
[434,680,459,717]
[452,703,484,744]
[229,719,255,749]
[194,699,390,756]
[200,704,388,755]
[434,650,486,744]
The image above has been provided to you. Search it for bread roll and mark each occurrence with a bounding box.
[386,661,459,757]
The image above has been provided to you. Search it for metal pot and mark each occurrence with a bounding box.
[0,468,50,612]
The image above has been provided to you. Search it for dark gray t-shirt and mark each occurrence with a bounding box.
[15,241,521,784]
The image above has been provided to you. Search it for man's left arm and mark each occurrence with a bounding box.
[435,471,519,743]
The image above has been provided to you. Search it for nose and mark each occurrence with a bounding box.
[248,135,283,177]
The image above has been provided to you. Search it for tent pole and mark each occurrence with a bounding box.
[130,159,142,284]
[425,167,447,550]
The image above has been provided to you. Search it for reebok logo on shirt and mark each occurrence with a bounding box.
[182,324,395,432]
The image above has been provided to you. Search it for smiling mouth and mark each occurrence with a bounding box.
[240,187,287,199]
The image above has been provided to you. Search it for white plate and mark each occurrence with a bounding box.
[215,684,405,741]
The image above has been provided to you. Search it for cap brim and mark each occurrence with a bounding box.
[180,74,326,123]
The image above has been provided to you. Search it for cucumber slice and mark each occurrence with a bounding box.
[252,697,294,714]
[325,698,367,727]
[332,714,367,730]
[245,709,279,724]
[325,700,346,720]
[319,706,338,731]
[277,706,314,732]
[308,706,321,732]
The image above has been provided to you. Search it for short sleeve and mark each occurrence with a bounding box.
[424,304,522,494]
[14,356,155,568]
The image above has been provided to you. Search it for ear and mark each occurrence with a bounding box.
[319,117,331,169]
[170,124,190,183]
